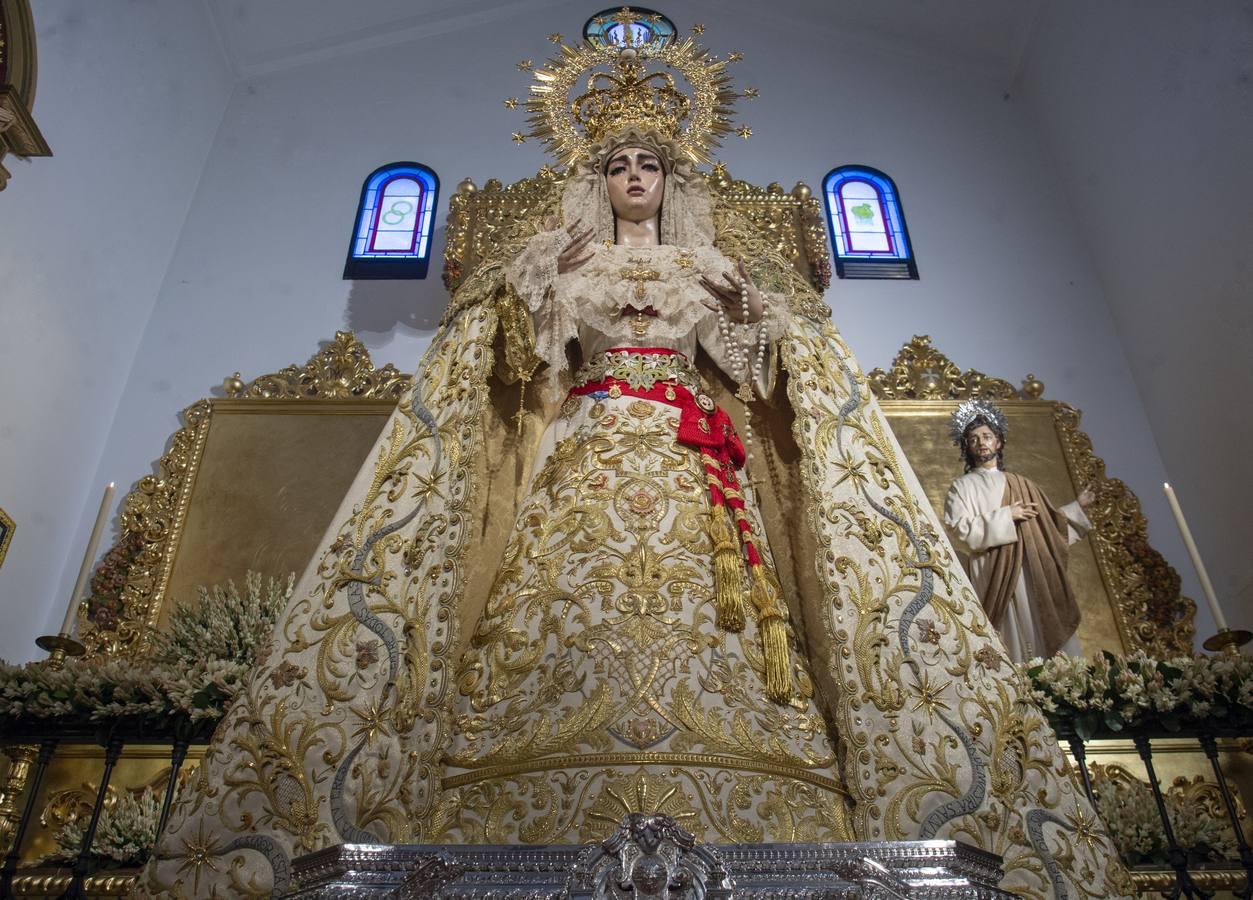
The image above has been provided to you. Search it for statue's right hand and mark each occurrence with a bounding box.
[1009,501,1039,522]
[553,216,596,274]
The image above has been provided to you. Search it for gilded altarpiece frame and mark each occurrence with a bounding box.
[0,336,409,889]
[77,333,409,659]
[870,335,1196,660]
[0,0,52,191]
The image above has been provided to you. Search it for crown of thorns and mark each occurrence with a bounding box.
[950,399,1008,445]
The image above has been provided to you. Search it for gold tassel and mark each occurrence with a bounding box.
[710,508,746,632]
[750,567,791,704]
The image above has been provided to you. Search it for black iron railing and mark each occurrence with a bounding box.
[1058,722,1252,899]
[0,717,216,898]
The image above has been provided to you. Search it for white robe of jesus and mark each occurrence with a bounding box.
[943,467,1090,663]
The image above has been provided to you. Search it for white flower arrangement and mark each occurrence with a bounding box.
[1024,650,1253,738]
[52,786,165,868]
[0,572,292,726]
[1091,766,1237,866]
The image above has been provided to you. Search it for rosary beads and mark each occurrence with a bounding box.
[713,268,769,467]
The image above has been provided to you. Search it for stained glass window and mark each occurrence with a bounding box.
[822,166,918,280]
[343,162,439,280]
[584,7,676,49]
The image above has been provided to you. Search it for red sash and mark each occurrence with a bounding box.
[568,349,760,569]
[566,348,790,704]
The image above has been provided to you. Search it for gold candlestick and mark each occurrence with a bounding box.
[35,632,85,670]
[36,483,113,668]
[1202,627,1252,656]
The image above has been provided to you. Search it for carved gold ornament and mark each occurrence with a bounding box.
[0,745,36,849]
[869,334,1020,400]
[0,504,13,569]
[516,12,744,167]
[0,0,52,191]
[870,335,1196,657]
[222,330,411,400]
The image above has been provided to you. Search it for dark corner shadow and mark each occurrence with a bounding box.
[343,226,450,339]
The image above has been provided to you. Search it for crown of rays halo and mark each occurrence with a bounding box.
[509,20,754,169]
[949,399,1009,445]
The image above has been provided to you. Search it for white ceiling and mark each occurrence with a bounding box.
[204,0,1043,83]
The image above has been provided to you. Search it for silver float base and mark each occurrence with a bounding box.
[285,815,1011,899]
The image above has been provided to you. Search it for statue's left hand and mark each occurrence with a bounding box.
[699,259,764,324]
[1077,486,1096,508]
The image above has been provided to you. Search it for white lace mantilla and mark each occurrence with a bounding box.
[506,236,788,385]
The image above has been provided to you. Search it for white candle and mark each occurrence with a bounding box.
[62,482,115,635]
[1163,482,1227,632]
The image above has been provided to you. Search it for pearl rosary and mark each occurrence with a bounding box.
[713,267,769,467]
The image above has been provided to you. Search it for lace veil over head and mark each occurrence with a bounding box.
[560,125,715,247]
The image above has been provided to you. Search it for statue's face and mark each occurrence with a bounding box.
[605,147,664,224]
[965,424,1002,464]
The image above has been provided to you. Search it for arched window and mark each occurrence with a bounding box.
[343,162,439,279]
[822,166,917,280]
[583,8,677,49]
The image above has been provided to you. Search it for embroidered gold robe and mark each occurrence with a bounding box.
[138,181,1129,900]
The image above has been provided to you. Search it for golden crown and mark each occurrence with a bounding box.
[509,9,754,168]
[573,55,690,144]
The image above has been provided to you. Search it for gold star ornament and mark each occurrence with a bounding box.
[504,97,519,109]
[737,125,752,139]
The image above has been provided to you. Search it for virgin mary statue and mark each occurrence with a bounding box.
[140,28,1128,900]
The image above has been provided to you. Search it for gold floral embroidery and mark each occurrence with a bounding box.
[442,396,848,843]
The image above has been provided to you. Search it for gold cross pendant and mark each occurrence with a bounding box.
[620,260,662,297]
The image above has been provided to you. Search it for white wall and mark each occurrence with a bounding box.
[0,1,232,662]
[1019,0,1253,641]
[8,0,1220,659]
